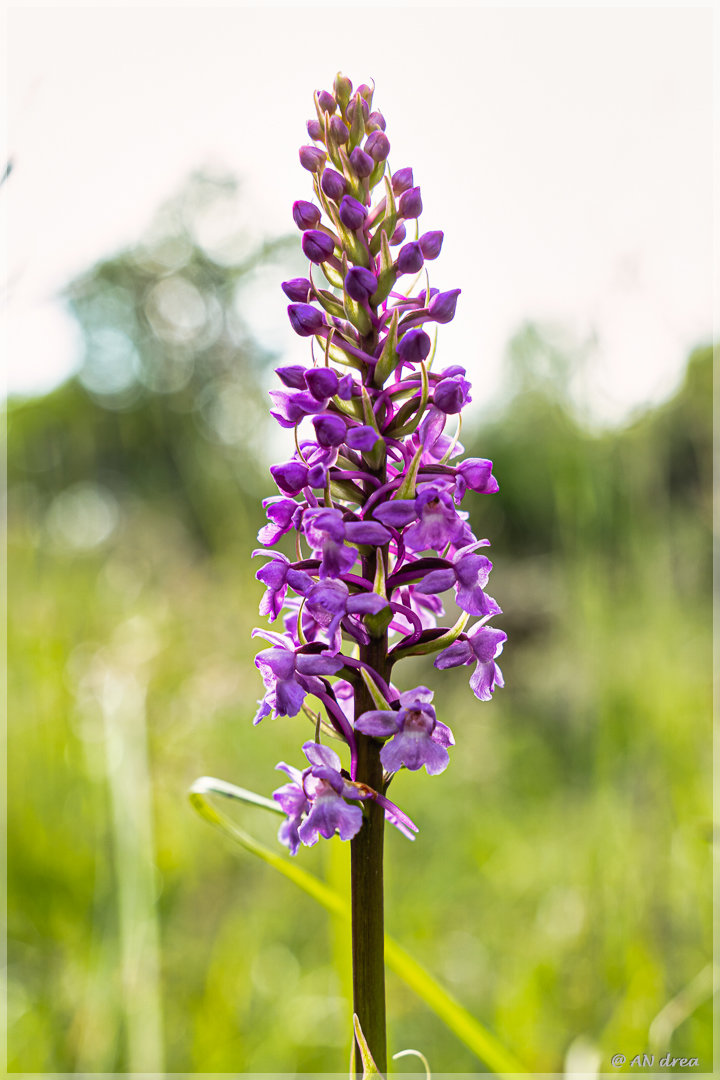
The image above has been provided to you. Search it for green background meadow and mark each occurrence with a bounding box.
[7,184,713,1074]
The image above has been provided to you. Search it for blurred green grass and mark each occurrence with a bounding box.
[6,189,713,1073]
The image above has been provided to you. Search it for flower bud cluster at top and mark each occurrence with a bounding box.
[253,73,506,855]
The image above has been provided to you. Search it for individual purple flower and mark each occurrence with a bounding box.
[398,186,422,218]
[365,130,390,161]
[272,745,364,852]
[419,231,444,259]
[455,458,500,498]
[257,497,299,545]
[275,364,307,390]
[312,412,347,448]
[306,119,323,141]
[304,507,390,577]
[367,111,386,132]
[281,278,312,303]
[346,95,369,124]
[279,742,418,849]
[415,542,501,618]
[390,222,407,245]
[254,551,313,622]
[299,743,365,845]
[392,167,414,194]
[329,116,349,144]
[349,147,374,178]
[339,195,367,230]
[434,374,472,414]
[356,687,454,776]
[346,425,380,452]
[253,641,344,723]
[287,303,324,337]
[396,328,431,366]
[434,620,507,701]
[321,168,347,200]
[397,242,424,275]
[373,483,470,553]
[269,389,326,428]
[292,200,321,230]
[302,230,336,264]
[316,89,336,114]
[270,460,309,496]
[299,145,326,173]
[345,267,377,304]
[305,367,353,400]
[428,288,461,324]
[303,578,388,653]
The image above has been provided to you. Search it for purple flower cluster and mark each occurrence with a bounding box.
[254,73,506,855]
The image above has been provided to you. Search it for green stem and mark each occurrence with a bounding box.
[351,726,387,1075]
[351,323,388,1073]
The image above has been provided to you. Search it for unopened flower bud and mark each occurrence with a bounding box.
[287,303,325,337]
[302,230,336,264]
[365,130,390,162]
[397,328,432,365]
[390,222,407,245]
[305,367,339,400]
[345,267,377,304]
[367,110,386,132]
[317,90,336,114]
[399,186,422,219]
[329,116,349,144]
[392,167,414,194]
[339,195,367,230]
[434,376,471,414]
[312,412,347,448]
[457,458,499,494]
[419,231,444,260]
[349,147,374,178]
[347,96,369,124]
[306,119,323,141]
[346,425,380,452]
[293,200,321,230]
[270,460,309,495]
[428,288,461,324]
[397,241,424,275]
[275,365,307,389]
[282,278,312,302]
[299,145,326,173]
[320,168,347,200]
[334,72,353,112]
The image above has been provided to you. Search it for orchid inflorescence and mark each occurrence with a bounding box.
[253,72,506,856]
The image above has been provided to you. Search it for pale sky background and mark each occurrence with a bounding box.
[3,3,715,425]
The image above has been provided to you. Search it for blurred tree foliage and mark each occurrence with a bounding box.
[9,173,293,552]
[6,177,713,1073]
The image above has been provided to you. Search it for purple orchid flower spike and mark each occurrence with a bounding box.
[254,74,506,826]
[244,73,507,1074]
[171,74,520,1080]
